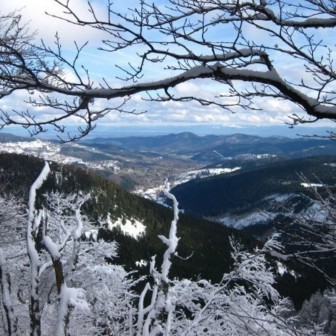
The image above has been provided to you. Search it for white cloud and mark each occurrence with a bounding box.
[1,1,332,132]
[98,94,295,127]
[1,0,105,46]
[175,82,202,95]
[258,99,293,114]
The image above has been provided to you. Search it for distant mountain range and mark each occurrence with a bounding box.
[82,132,336,161]
[2,131,335,162]
[1,130,336,205]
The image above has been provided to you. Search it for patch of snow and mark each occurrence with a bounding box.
[0,139,120,172]
[174,167,241,186]
[134,185,166,204]
[263,193,296,203]
[106,213,146,239]
[301,182,324,189]
[235,153,277,160]
[281,181,292,186]
[135,259,148,268]
[214,193,297,229]
[276,261,287,276]
[215,192,331,230]
[276,261,296,278]
[135,167,241,203]
[217,210,277,229]
[86,160,120,172]
[84,229,99,241]
[256,154,276,159]
[324,162,336,167]
[303,202,330,222]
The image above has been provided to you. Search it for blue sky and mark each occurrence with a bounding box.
[1,0,335,138]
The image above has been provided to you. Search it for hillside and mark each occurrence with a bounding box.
[1,153,335,323]
[1,132,336,197]
[172,155,336,227]
[0,152,249,282]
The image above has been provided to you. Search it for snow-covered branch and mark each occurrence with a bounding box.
[26,161,50,336]
[136,181,180,335]
[0,249,19,336]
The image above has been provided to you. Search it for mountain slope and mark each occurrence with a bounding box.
[2,132,336,196]
[172,156,336,223]
[0,153,331,308]
[0,152,251,282]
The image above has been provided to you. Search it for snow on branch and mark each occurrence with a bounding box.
[26,161,50,336]
[55,284,89,336]
[1,2,336,139]
[0,249,19,336]
[137,181,180,335]
[159,180,180,283]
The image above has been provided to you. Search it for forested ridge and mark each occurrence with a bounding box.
[0,152,247,281]
[173,155,336,217]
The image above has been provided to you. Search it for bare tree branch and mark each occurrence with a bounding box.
[1,1,336,139]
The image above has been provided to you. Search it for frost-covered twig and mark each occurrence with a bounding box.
[41,192,90,335]
[0,249,19,336]
[137,181,180,336]
[70,194,90,271]
[27,161,50,336]
[55,284,89,336]
[159,180,180,283]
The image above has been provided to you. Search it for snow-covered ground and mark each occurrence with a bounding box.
[215,192,331,229]
[0,139,120,172]
[174,167,241,185]
[106,213,146,239]
[301,182,324,189]
[217,210,278,229]
[214,193,296,229]
[134,185,167,205]
[135,167,241,203]
[235,153,277,160]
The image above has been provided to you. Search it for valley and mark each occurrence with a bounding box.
[1,131,335,219]
[1,131,335,197]
[1,131,336,333]
[1,131,336,233]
